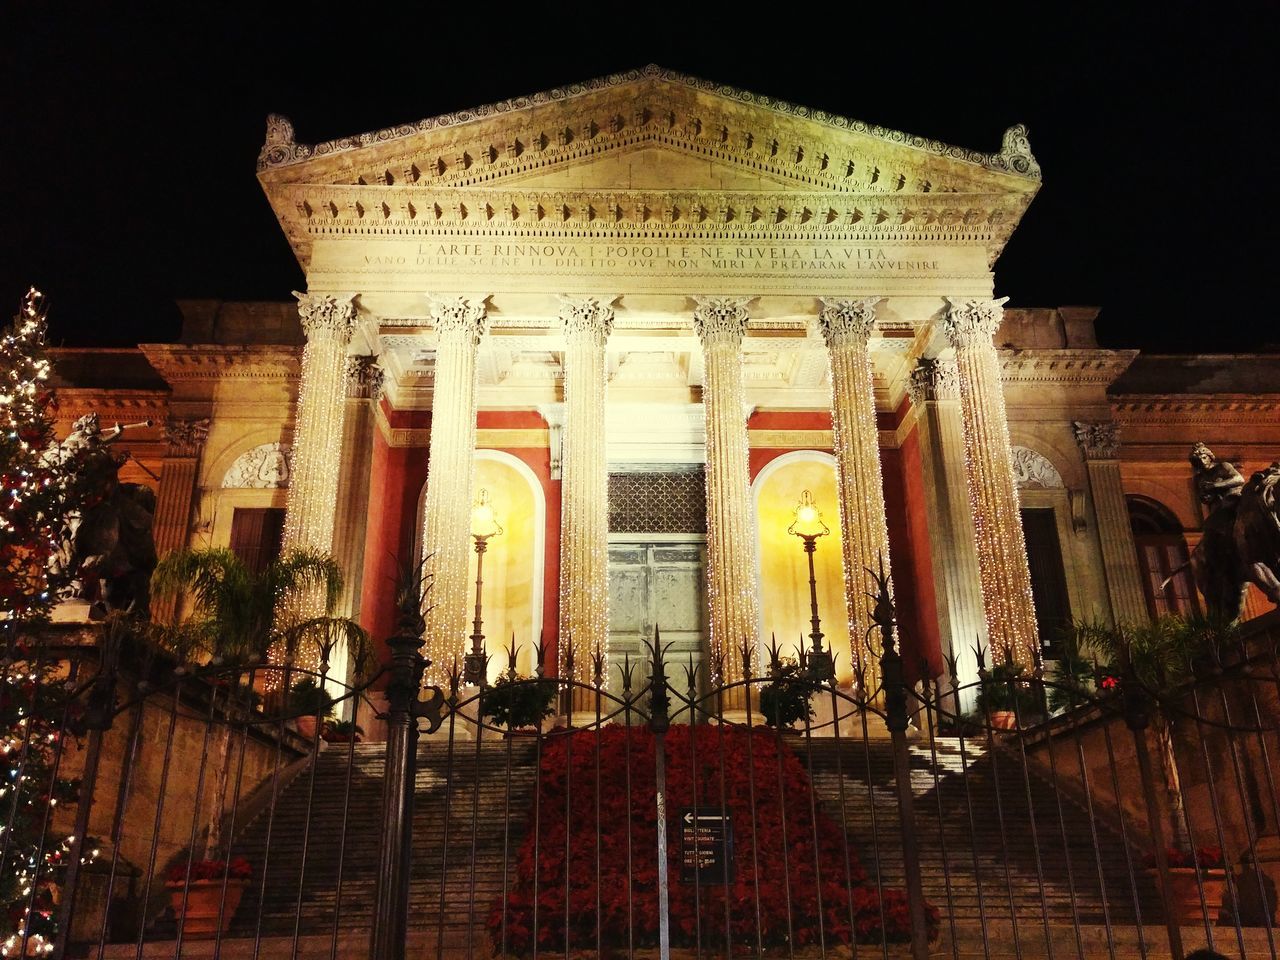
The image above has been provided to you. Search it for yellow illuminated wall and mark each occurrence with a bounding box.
[466,455,542,682]
[753,454,852,682]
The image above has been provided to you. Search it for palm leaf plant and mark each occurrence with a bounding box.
[149,546,371,859]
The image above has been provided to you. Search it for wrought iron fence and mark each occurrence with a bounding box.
[9,605,1280,959]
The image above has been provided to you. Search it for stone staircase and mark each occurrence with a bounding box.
[200,731,1158,950]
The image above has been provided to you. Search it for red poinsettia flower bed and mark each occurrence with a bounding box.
[488,725,935,953]
[165,857,252,884]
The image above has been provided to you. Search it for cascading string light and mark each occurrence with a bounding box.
[817,298,894,693]
[692,297,761,690]
[269,292,357,688]
[941,297,1040,669]
[420,296,487,685]
[556,296,614,692]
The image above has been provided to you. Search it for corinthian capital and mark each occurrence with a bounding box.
[345,354,385,400]
[1073,420,1121,460]
[557,295,616,345]
[162,417,210,457]
[692,296,752,347]
[906,357,959,404]
[817,297,880,349]
[428,294,488,346]
[293,291,357,342]
[940,296,1009,348]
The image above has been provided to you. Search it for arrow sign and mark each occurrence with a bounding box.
[678,806,734,885]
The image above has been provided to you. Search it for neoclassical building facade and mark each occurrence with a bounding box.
[51,67,1280,710]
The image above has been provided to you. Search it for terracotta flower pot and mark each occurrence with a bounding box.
[989,710,1018,730]
[295,715,319,740]
[166,878,249,937]
[1155,867,1227,925]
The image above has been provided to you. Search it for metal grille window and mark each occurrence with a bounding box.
[608,470,707,534]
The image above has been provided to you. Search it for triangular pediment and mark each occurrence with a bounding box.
[259,66,1041,272]
[259,66,1039,197]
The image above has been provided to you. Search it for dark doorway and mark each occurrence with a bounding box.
[1020,507,1072,658]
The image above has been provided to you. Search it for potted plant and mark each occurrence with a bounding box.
[287,677,334,740]
[759,658,815,730]
[323,719,364,743]
[976,662,1040,729]
[164,856,253,937]
[480,673,557,734]
[1145,845,1228,924]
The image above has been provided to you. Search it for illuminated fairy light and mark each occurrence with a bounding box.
[421,296,487,684]
[271,292,357,681]
[818,298,894,692]
[693,297,761,688]
[941,298,1040,668]
[556,296,614,691]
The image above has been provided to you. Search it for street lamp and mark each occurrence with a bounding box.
[787,489,834,681]
[464,488,503,686]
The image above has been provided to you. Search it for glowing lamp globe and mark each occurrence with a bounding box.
[788,490,830,541]
[470,488,503,542]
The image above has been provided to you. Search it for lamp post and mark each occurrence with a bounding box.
[464,488,503,686]
[788,490,834,681]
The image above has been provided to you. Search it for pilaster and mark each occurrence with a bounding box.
[1073,420,1150,625]
[941,298,1040,667]
[693,296,761,689]
[150,417,210,622]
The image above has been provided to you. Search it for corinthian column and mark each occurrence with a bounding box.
[693,296,761,689]
[282,292,357,596]
[818,298,892,688]
[1073,420,1149,625]
[557,296,614,687]
[421,296,487,681]
[940,298,1040,668]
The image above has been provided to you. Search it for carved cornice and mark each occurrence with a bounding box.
[557,295,616,345]
[345,354,384,399]
[162,417,210,458]
[138,345,302,382]
[258,65,1039,184]
[427,295,488,345]
[282,184,1019,238]
[906,357,959,403]
[1111,396,1280,425]
[1000,349,1139,386]
[941,297,1008,348]
[1073,420,1121,460]
[816,297,879,349]
[293,291,357,342]
[692,296,752,347]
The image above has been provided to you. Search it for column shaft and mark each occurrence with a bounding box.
[1074,421,1149,625]
[818,298,893,689]
[420,296,486,682]
[282,293,357,565]
[942,298,1039,667]
[694,297,761,686]
[557,297,614,685]
[908,359,985,706]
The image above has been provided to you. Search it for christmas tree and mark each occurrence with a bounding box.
[0,289,84,956]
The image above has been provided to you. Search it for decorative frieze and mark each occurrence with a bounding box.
[1010,446,1064,489]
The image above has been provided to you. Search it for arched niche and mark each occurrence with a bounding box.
[751,451,851,682]
[417,450,545,682]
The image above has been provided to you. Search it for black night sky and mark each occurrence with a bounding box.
[1,5,1274,353]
